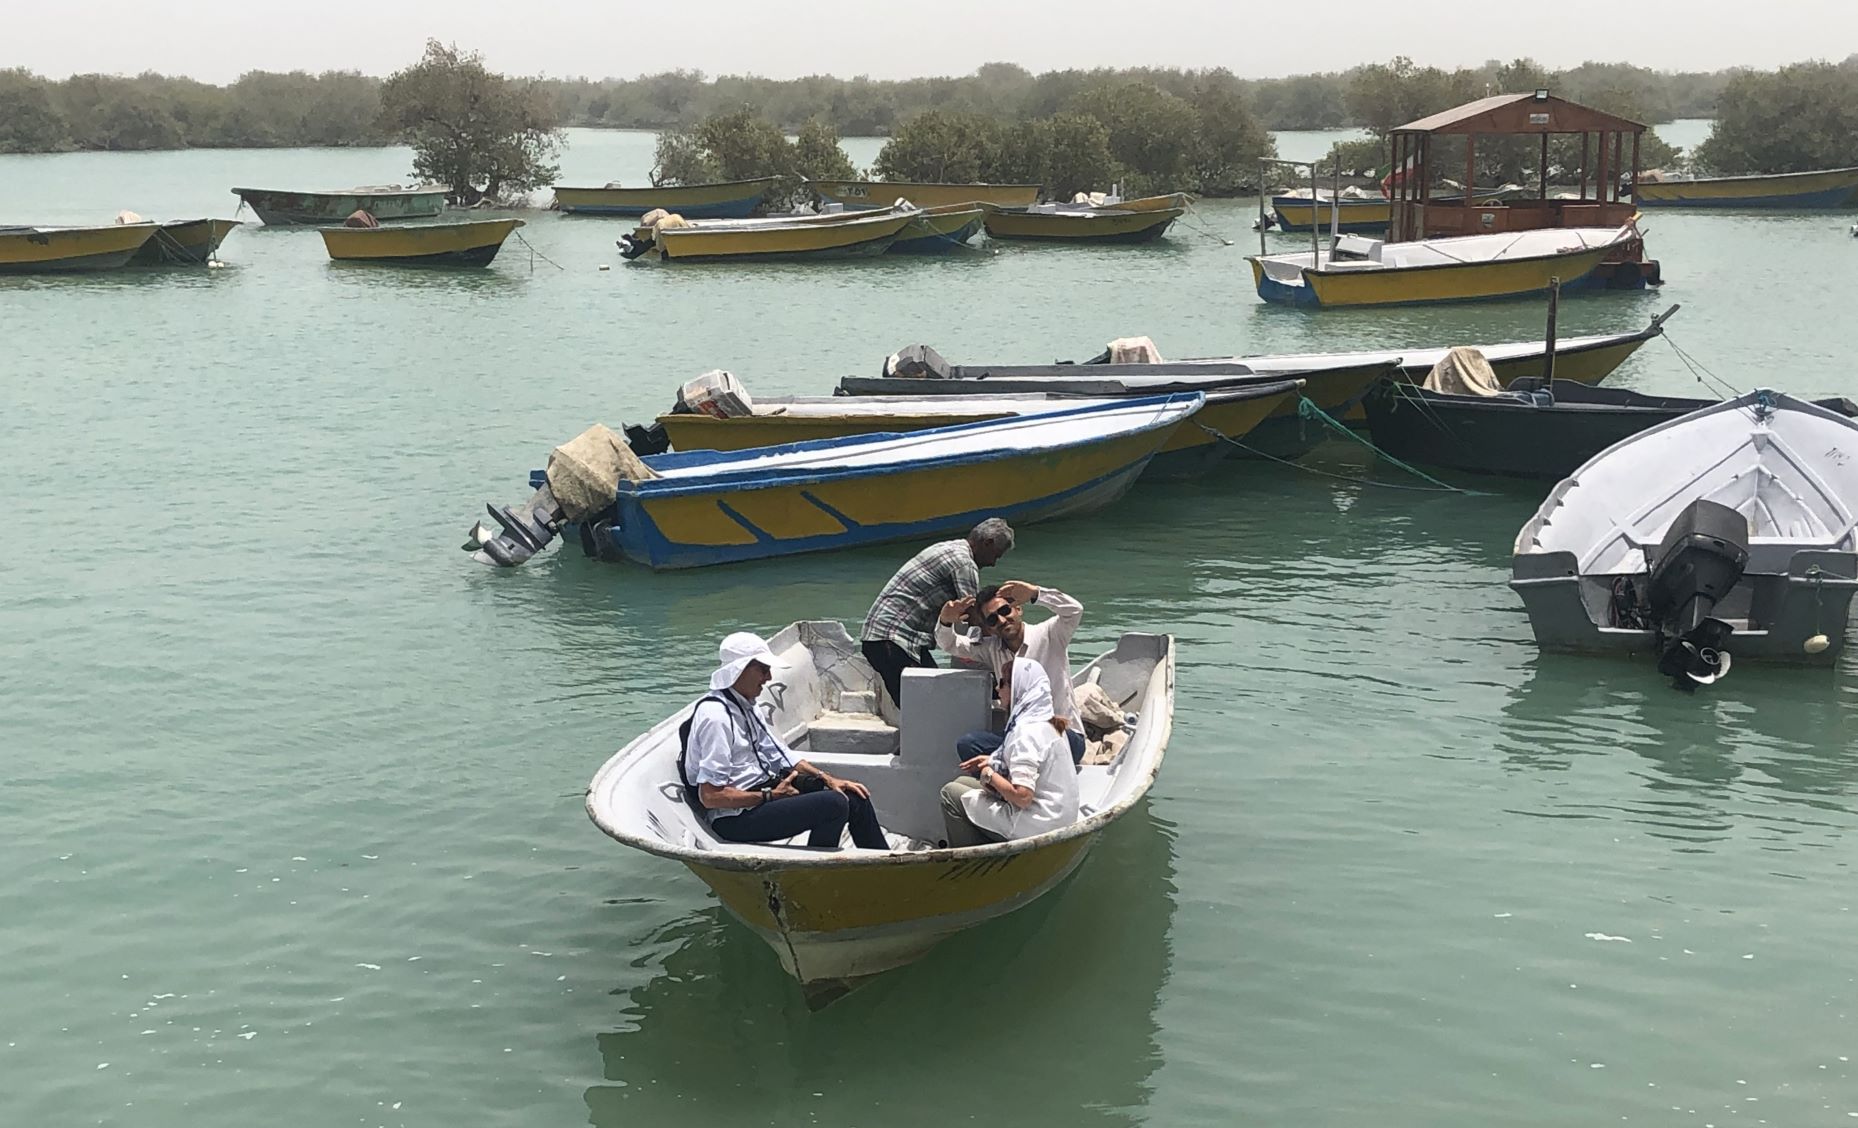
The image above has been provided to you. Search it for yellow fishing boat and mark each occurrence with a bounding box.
[981,198,1183,243]
[809,179,1041,210]
[128,218,242,265]
[550,177,780,218]
[656,380,1302,480]
[1248,224,1640,307]
[1633,166,1858,208]
[319,217,524,266]
[0,223,156,273]
[585,620,1174,1004]
[621,209,916,262]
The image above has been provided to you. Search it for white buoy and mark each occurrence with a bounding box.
[598,264,611,271]
[1804,634,1830,654]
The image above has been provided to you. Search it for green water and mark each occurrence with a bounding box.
[5,129,1858,1128]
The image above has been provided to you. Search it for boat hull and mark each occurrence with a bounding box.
[551,177,778,217]
[0,224,155,273]
[603,424,1166,569]
[1250,243,1617,308]
[645,212,914,261]
[1361,383,1757,479]
[982,207,1180,243]
[320,218,523,265]
[232,187,446,226]
[1634,166,1858,208]
[887,206,984,254]
[811,180,1040,210]
[128,218,242,265]
[687,831,1096,995]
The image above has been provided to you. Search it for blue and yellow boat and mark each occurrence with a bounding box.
[888,203,986,253]
[810,179,1041,211]
[467,395,1202,570]
[320,217,524,266]
[1248,225,1640,308]
[0,223,156,272]
[551,177,779,218]
[1633,166,1858,208]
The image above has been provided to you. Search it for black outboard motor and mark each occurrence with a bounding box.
[1646,498,1750,690]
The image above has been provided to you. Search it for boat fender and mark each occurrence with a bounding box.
[1805,634,1831,654]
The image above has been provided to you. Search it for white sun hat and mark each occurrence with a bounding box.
[710,631,784,691]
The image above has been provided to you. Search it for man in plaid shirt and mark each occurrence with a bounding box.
[861,517,1015,711]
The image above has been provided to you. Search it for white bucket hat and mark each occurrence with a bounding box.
[710,631,784,691]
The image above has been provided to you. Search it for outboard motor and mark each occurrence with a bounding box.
[1646,498,1750,690]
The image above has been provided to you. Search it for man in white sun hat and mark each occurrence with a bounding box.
[680,631,889,849]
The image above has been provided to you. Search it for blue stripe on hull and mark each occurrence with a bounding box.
[608,458,1155,569]
[1636,183,1858,208]
[560,197,765,218]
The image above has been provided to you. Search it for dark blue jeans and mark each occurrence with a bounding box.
[956,727,1086,766]
[711,788,888,849]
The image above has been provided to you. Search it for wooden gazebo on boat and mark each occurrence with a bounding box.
[1386,90,1658,285]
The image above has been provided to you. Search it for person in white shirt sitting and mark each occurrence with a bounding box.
[682,632,889,850]
[938,657,1080,847]
[935,580,1087,765]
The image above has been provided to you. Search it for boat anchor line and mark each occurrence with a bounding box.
[511,230,565,272]
[1194,400,1485,495]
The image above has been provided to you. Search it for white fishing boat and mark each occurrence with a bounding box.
[585,621,1175,1004]
[1248,224,1643,307]
[1511,390,1858,686]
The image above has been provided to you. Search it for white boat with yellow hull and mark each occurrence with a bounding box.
[585,621,1174,1004]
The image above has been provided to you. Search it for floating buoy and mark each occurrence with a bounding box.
[1804,634,1830,654]
[598,264,610,271]
[207,260,225,270]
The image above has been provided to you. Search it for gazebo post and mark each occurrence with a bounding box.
[1539,131,1549,200]
[1631,130,1641,203]
[1465,132,1477,214]
[1580,132,1590,200]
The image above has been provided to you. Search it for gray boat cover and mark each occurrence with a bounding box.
[1421,346,1503,396]
[547,424,657,521]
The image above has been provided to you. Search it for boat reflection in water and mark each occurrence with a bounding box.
[584,803,1178,1126]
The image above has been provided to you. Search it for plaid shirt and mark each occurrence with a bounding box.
[861,539,980,652]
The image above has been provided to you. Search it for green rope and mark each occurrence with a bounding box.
[1292,396,1486,494]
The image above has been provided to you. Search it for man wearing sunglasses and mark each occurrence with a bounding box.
[936,579,1087,766]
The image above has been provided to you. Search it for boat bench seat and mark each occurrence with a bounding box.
[794,711,899,757]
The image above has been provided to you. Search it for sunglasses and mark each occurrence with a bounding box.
[984,605,1014,625]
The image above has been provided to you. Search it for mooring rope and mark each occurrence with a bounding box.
[1660,331,1739,400]
[1192,395,1484,494]
[1180,198,1235,246]
[514,230,565,272]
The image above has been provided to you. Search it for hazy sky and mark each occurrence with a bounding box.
[8,0,1855,83]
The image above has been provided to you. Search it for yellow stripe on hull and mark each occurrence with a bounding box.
[637,428,1169,548]
[982,207,1181,241]
[551,177,779,214]
[688,833,1094,983]
[653,213,914,259]
[659,411,1013,452]
[1280,245,1614,308]
[320,217,523,261]
[1159,387,1298,453]
[812,180,1041,210]
[0,223,155,271]
[1486,335,1649,386]
[1633,166,1858,207]
[1274,199,1392,228]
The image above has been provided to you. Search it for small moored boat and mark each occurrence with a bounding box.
[620,208,917,262]
[838,347,1392,461]
[1268,187,1518,233]
[463,394,1203,569]
[231,185,447,226]
[650,381,1303,481]
[320,217,524,266]
[1248,224,1645,308]
[128,218,242,265]
[887,203,986,253]
[585,619,1174,1003]
[982,194,1186,243]
[1633,166,1858,209]
[1511,390,1858,683]
[550,176,781,218]
[810,179,1041,211]
[0,223,156,273]
[1364,374,1858,479]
